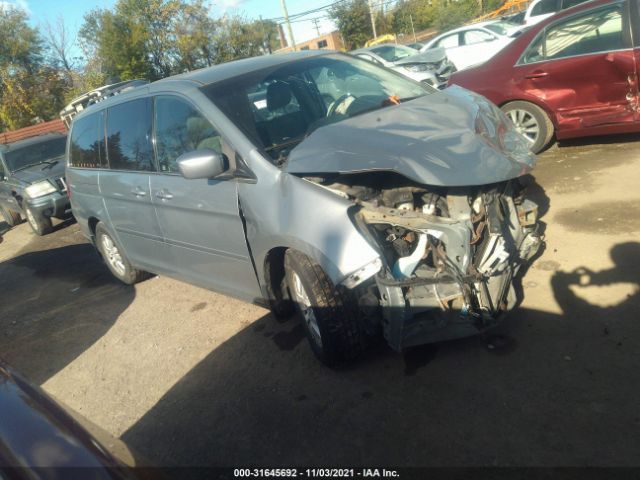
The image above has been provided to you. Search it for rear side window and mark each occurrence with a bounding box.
[69,112,105,168]
[154,96,222,173]
[531,0,558,16]
[106,98,155,171]
[464,30,495,45]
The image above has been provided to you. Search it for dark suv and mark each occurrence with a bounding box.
[0,133,70,235]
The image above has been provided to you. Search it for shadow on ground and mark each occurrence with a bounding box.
[122,242,640,468]
[0,233,135,385]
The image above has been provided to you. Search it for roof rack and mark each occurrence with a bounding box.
[59,79,149,128]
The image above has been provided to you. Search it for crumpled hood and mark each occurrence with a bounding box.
[285,86,536,187]
[11,159,65,185]
[394,48,447,66]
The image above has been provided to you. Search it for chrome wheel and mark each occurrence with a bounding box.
[101,233,126,276]
[507,109,540,144]
[290,271,323,348]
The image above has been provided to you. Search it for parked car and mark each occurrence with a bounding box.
[0,133,70,235]
[351,43,455,88]
[405,42,425,50]
[60,79,149,128]
[523,0,590,25]
[0,359,136,477]
[420,20,526,70]
[67,51,542,366]
[449,0,637,153]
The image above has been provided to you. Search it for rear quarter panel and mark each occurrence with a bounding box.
[66,167,105,241]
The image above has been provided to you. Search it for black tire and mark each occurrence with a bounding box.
[24,206,53,236]
[284,249,364,366]
[501,101,554,154]
[0,206,21,227]
[95,223,148,285]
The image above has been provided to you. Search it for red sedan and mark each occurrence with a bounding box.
[449,0,640,153]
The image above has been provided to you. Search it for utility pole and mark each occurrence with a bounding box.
[280,0,297,51]
[311,18,321,37]
[409,14,416,43]
[368,0,377,39]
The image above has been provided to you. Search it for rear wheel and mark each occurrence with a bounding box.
[284,249,364,366]
[0,206,21,227]
[95,223,148,285]
[501,101,554,154]
[25,206,53,236]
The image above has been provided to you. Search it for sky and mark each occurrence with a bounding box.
[1,0,338,55]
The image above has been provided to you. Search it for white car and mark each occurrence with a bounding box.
[523,0,590,26]
[351,44,455,89]
[420,20,525,71]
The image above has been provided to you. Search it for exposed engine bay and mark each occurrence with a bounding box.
[306,172,543,351]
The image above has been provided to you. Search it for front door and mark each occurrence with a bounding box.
[100,96,168,271]
[515,2,638,132]
[150,95,261,301]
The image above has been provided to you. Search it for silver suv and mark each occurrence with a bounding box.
[66,51,542,365]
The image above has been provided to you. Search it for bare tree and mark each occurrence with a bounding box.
[43,15,76,75]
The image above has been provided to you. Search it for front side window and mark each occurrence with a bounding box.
[520,4,625,63]
[4,137,67,172]
[531,0,558,16]
[204,54,431,162]
[464,30,495,45]
[106,98,155,172]
[435,34,460,49]
[154,96,222,173]
[69,112,105,168]
[545,5,624,59]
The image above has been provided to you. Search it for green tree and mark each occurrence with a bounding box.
[0,6,69,131]
[329,0,372,50]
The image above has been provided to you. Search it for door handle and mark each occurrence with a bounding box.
[525,71,548,79]
[130,187,147,197]
[156,189,174,200]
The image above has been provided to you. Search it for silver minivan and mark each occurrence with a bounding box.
[66,51,542,365]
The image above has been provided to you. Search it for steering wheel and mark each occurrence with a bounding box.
[326,94,355,117]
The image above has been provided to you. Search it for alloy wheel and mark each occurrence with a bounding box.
[290,271,323,348]
[507,109,540,145]
[101,234,126,276]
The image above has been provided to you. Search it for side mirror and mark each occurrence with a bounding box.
[177,149,226,180]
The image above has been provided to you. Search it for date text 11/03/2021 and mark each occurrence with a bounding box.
[233,469,400,477]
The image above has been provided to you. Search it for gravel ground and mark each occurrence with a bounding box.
[0,134,639,468]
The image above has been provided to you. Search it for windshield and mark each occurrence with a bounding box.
[370,44,418,62]
[484,21,519,36]
[203,54,432,162]
[4,137,67,172]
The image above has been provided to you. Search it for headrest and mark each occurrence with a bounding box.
[266,81,293,111]
[187,117,214,137]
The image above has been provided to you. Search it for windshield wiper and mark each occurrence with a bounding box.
[41,159,59,170]
[13,162,45,172]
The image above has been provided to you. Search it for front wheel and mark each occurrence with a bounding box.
[25,206,53,236]
[284,250,364,366]
[501,101,554,154]
[95,223,148,285]
[0,206,21,227]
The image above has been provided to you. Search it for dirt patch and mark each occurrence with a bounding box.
[554,200,640,235]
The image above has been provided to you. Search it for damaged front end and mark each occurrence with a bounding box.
[309,173,542,351]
